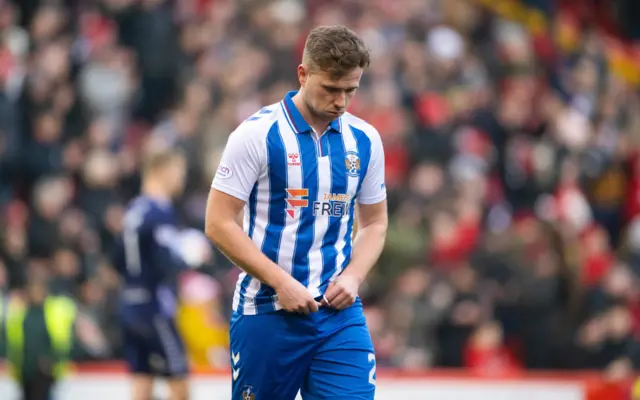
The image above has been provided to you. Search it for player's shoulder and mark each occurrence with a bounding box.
[231,103,281,141]
[342,112,381,139]
[341,112,382,144]
[125,196,173,226]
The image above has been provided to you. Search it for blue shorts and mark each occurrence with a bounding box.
[121,314,189,378]
[230,298,376,400]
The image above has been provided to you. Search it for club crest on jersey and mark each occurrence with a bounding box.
[345,151,361,177]
[241,386,255,400]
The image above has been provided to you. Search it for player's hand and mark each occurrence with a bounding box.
[275,276,322,314]
[322,274,361,310]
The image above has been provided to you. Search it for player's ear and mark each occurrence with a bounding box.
[298,64,307,86]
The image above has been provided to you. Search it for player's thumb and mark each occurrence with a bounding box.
[309,299,320,312]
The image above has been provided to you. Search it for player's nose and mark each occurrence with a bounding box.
[333,92,346,109]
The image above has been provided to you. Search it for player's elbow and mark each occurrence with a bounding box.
[359,213,388,235]
[204,215,234,248]
[204,219,223,245]
[378,215,389,234]
[204,198,226,245]
[205,189,245,246]
[373,219,388,240]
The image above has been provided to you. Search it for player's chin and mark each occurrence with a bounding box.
[325,110,344,118]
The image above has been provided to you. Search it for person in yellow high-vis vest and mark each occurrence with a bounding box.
[0,293,5,352]
[0,293,4,325]
[3,281,77,400]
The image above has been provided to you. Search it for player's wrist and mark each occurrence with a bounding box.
[263,265,292,290]
[341,268,365,286]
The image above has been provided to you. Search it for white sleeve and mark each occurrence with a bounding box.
[211,126,265,202]
[357,132,387,205]
[154,225,183,255]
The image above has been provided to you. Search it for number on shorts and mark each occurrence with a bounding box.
[368,352,376,386]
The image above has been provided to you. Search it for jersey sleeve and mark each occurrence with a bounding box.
[154,224,189,269]
[357,131,387,205]
[211,125,265,202]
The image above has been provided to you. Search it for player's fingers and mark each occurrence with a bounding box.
[342,298,356,309]
[308,299,319,313]
[283,300,300,314]
[323,284,343,304]
[329,290,349,306]
[332,292,355,310]
[334,297,354,310]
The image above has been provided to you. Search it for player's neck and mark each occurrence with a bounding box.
[142,181,172,204]
[291,91,330,135]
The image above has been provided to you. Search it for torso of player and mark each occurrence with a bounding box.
[213,91,387,313]
[118,196,182,316]
[244,110,364,279]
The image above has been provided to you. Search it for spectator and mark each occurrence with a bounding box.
[464,320,521,375]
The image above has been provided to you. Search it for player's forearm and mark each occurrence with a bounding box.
[206,220,289,288]
[342,221,387,283]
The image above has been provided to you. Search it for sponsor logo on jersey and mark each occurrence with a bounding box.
[216,163,233,179]
[286,190,352,218]
[285,188,308,218]
[313,193,352,217]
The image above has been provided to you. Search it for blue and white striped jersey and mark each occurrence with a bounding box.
[212,91,386,315]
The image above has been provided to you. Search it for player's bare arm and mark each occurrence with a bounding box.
[205,189,321,314]
[323,199,388,310]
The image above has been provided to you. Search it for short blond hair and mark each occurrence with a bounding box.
[302,25,371,78]
[142,148,185,176]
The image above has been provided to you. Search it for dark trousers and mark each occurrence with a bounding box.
[20,371,55,400]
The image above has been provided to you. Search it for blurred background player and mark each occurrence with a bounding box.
[112,149,191,400]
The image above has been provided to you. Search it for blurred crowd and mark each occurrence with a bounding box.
[1,0,640,378]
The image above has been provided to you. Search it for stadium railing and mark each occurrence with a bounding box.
[0,362,636,399]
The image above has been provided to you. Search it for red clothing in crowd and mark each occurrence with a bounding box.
[579,226,615,287]
[581,252,615,287]
[625,151,640,222]
[464,343,521,376]
[431,217,481,267]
